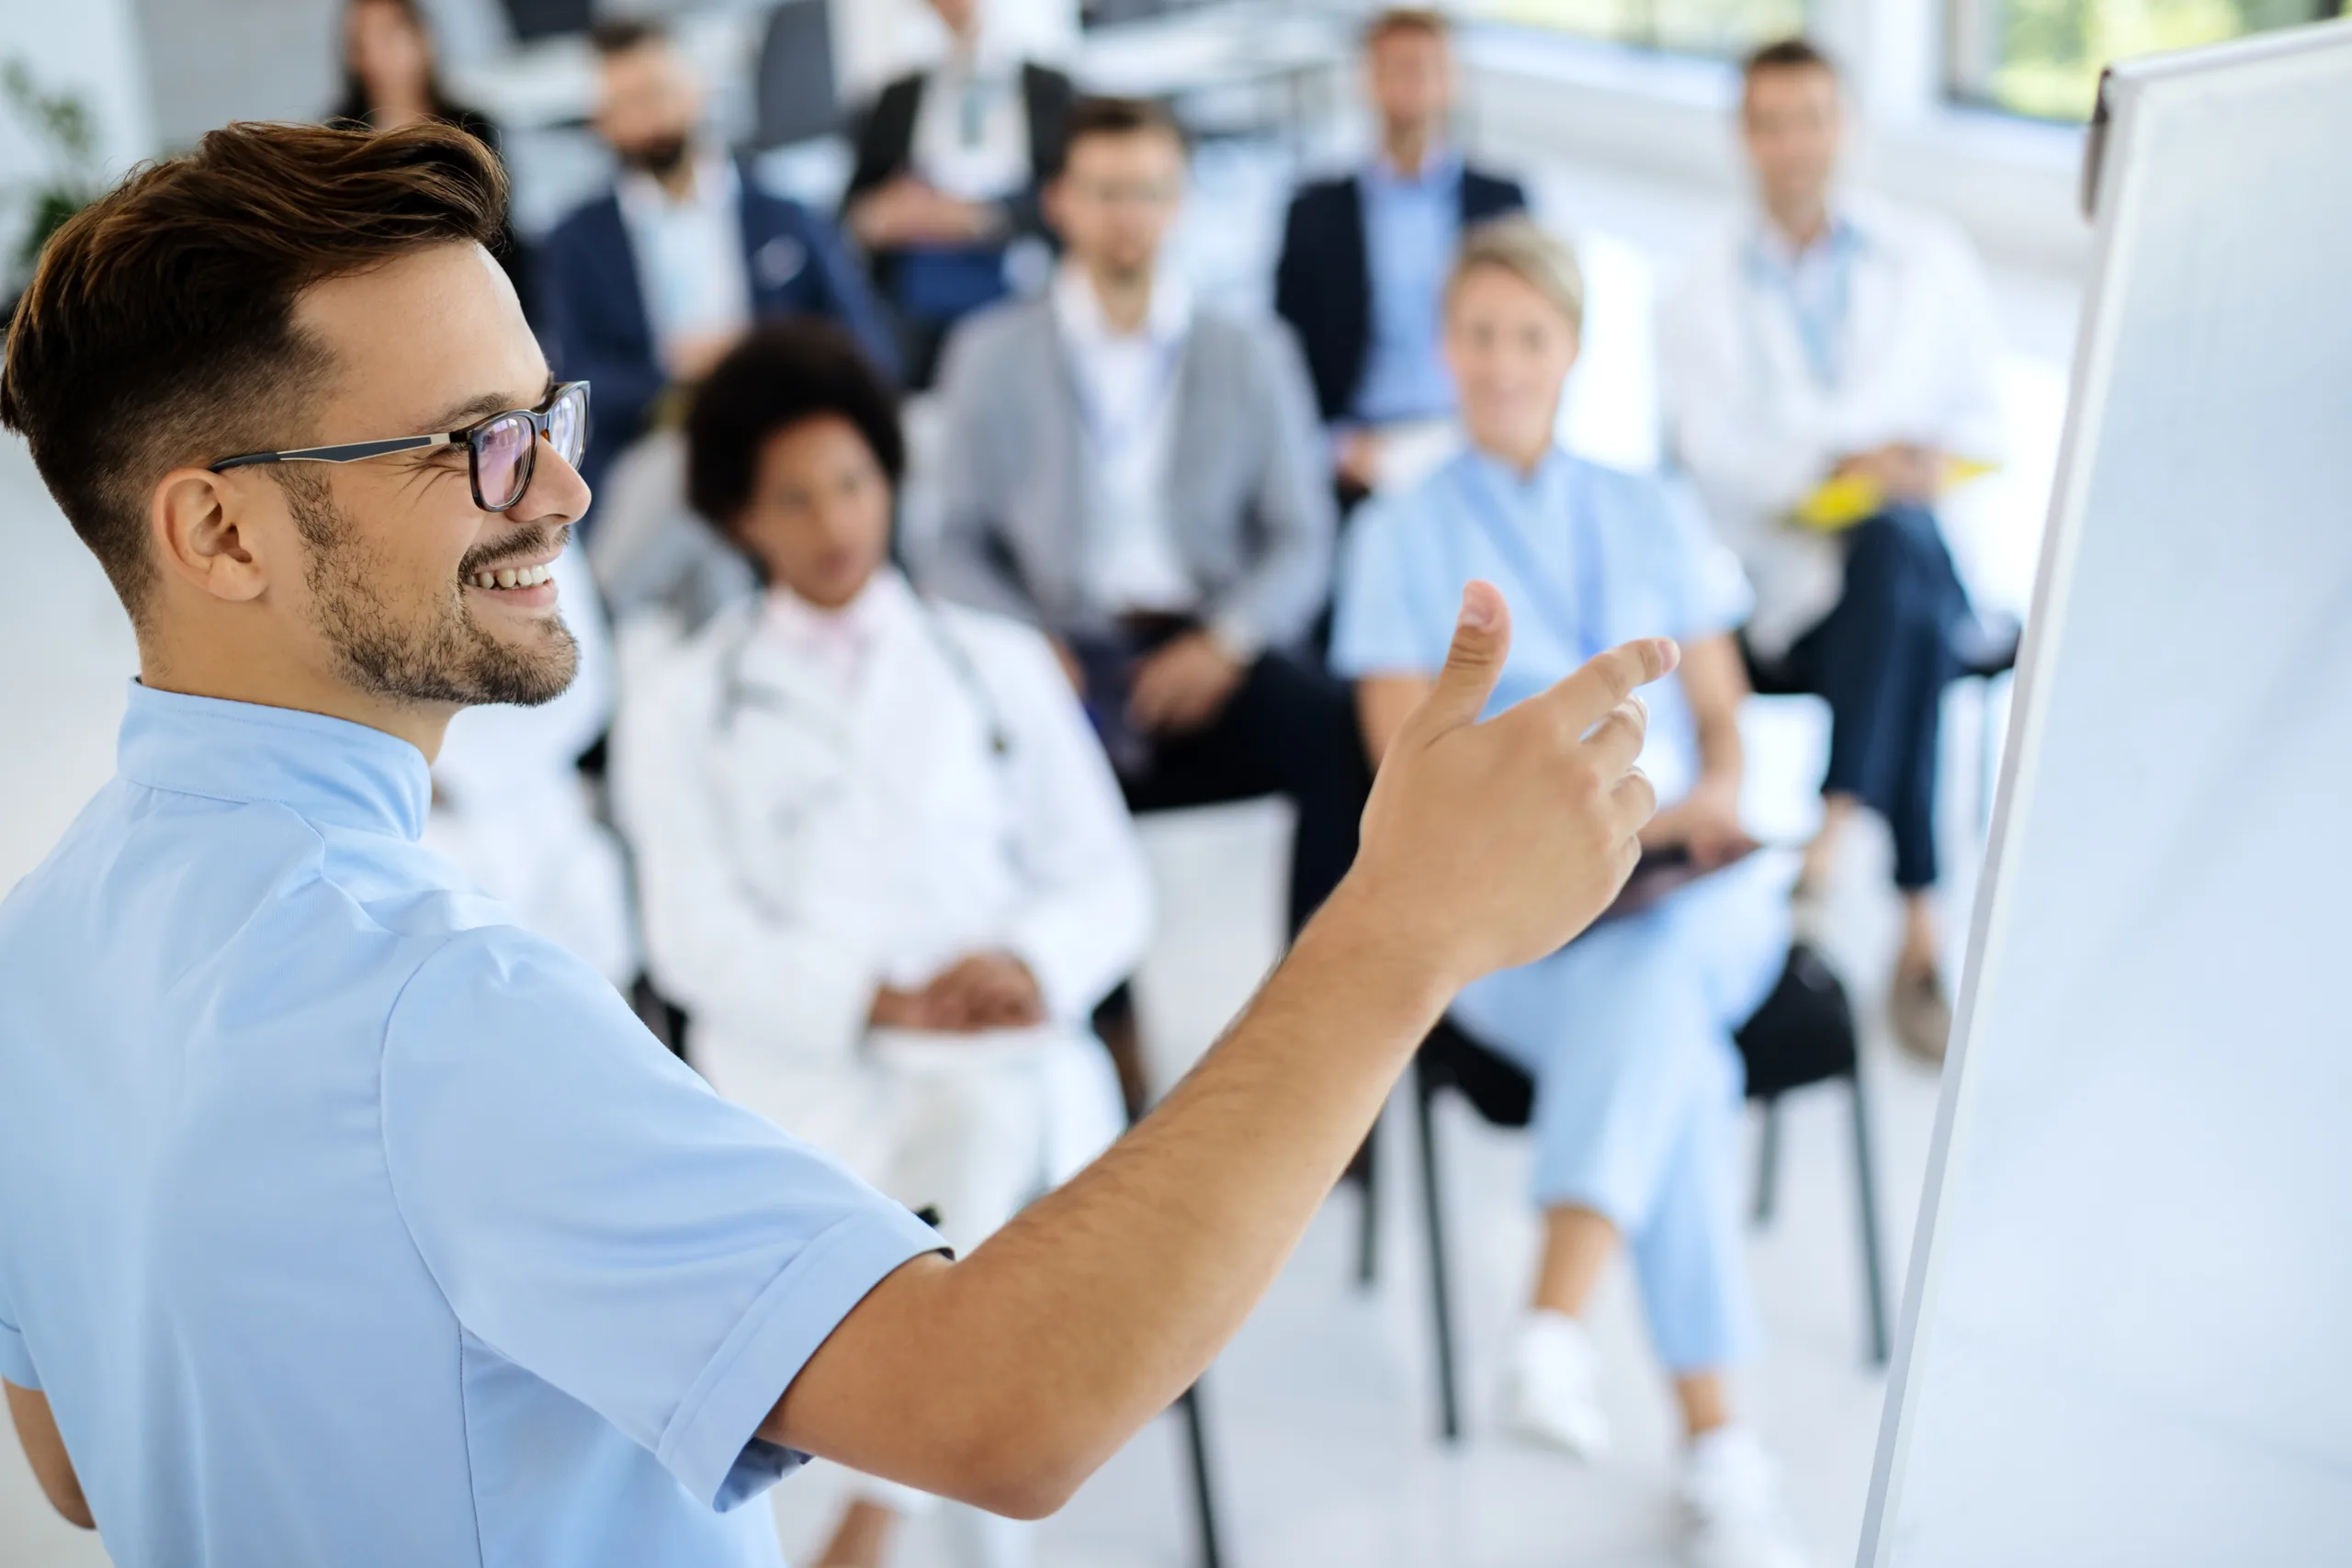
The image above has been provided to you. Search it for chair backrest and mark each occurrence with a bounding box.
[752,0,842,151]
[1419,1021,1537,1128]
[500,0,595,43]
[1734,942,1858,1099]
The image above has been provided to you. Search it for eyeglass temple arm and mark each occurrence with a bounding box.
[209,434,458,473]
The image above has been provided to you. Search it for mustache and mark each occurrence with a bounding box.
[457,524,570,580]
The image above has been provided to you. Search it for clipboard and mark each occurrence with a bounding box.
[1792,456,2000,531]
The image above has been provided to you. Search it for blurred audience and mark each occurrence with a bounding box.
[919,96,1360,933]
[844,0,1076,389]
[1659,39,2006,1064]
[328,0,530,300]
[612,321,1144,1568]
[423,548,638,988]
[1335,219,1807,1568]
[1276,7,1525,503]
[540,20,898,492]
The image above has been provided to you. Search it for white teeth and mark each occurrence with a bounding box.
[467,562,554,590]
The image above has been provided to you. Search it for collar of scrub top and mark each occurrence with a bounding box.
[114,682,432,840]
[726,567,1013,754]
[1741,207,1869,390]
[1445,444,1607,663]
[1052,260,1193,464]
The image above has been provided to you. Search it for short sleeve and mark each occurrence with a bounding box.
[0,1291,35,1388]
[1653,475,1754,641]
[1330,494,1449,680]
[380,927,944,1511]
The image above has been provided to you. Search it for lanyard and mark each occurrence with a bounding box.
[1447,454,1606,665]
[1069,336,1186,468]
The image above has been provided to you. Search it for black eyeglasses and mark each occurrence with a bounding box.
[209,381,591,513]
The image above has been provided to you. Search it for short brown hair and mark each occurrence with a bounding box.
[1053,96,1186,175]
[1364,8,1450,48]
[0,119,505,620]
[1743,37,1838,82]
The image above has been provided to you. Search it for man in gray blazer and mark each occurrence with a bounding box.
[920,97,1361,931]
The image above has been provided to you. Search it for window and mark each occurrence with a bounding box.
[1462,0,1809,58]
[1947,0,2342,119]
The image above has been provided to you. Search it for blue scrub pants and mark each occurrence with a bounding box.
[1451,855,1792,1373]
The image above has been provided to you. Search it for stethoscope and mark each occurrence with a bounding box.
[717,591,1014,761]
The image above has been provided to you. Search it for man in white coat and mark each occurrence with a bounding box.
[1658,37,2006,1062]
[613,320,1146,1568]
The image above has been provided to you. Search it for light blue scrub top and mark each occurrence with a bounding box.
[0,685,944,1568]
[1332,446,1753,807]
[1351,153,1464,426]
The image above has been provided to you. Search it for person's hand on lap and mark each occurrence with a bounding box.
[1641,770,1755,870]
[1127,631,1246,735]
[921,953,1046,1032]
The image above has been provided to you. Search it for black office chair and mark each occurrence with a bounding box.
[498,0,594,43]
[1740,611,2023,829]
[1359,945,1888,1444]
[639,985,1228,1568]
[750,0,842,152]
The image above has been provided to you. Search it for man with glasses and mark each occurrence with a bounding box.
[922,97,1362,937]
[0,119,1674,1563]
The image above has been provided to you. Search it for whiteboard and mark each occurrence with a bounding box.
[1859,22,2352,1568]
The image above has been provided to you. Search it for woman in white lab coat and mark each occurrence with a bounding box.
[612,321,1147,1568]
[1657,41,2008,1061]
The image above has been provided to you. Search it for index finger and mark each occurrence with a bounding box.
[1538,637,1681,736]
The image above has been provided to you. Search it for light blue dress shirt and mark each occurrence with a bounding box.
[0,685,944,1567]
[1350,153,1464,426]
[1742,216,1864,390]
[1331,446,1753,807]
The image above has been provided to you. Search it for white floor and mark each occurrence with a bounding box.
[0,137,2068,1568]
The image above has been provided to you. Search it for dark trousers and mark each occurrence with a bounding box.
[1782,507,1968,891]
[1114,649,1369,933]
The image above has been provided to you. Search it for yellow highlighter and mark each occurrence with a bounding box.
[1792,456,2000,531]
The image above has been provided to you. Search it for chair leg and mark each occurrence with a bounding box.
[1413,1068,1463,1443]
[1847,1072,1892,1367]
[1752,1097,1783,1226]
[1178,1383,1225,1568]
[1980,671,2006,832]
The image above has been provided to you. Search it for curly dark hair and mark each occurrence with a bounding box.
[684,320,905,533]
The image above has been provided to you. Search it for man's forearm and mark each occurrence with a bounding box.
[766,882,1452,1513]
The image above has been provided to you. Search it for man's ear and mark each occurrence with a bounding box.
[153,467,274,605]
[1040,176,1070,240]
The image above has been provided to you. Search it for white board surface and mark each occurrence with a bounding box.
[1860,22,2352,1568]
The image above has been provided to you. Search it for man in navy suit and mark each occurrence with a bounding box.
[1274,8,1525,503]
[542,21,898,493]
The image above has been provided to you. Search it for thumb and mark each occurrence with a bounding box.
[1399,582,1511,749]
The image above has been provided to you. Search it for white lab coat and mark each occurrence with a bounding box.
[1657,195,2007,657]
[424,547,639,986]
[611,569,1148,1252]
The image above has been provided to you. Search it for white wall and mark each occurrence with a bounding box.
[131,0,339,151]
[0,0,153,264]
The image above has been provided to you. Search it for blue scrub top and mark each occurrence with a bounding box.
[1331,446,1753,806]
[0,685,944,1567]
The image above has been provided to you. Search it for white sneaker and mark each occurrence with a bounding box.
[1498,1310,1612,1460]
[1676,1427,1811,1568]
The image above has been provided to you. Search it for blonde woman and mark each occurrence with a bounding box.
[1333,217,1806,1568]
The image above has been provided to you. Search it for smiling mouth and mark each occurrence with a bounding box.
[464,561,557,592]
